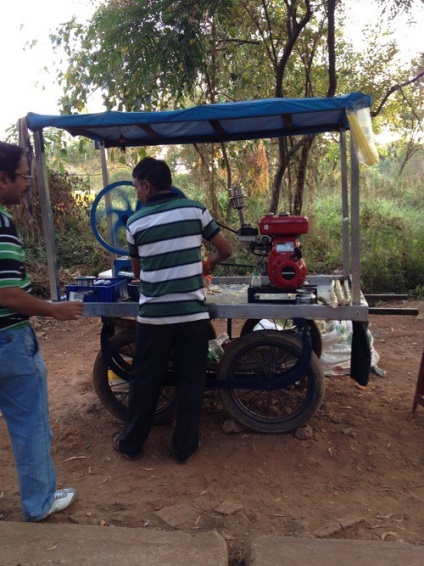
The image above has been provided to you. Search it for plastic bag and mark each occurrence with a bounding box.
[253,319,284,331]
[320,320,380,376]
[208,333,229,361]
[346,107,379,166]
[320,320,353,375]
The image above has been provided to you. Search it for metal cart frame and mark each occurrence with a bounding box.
[24,94,375,430]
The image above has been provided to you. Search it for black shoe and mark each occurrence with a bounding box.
[112,433,143,461]
[174,436,202,464]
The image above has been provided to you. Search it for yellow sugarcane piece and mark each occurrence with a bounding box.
[343,278,352,305]
[330,279,338,308]
[347,112,379,166]
[335,279,349,306]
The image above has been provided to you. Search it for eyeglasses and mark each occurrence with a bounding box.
[16,173,34,181]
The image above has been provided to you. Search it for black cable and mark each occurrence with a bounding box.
[219,262,255,268]
[216,220,239,235]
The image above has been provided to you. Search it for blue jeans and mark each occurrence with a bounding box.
[0,325,56,521]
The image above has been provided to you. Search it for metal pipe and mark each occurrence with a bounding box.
[364,294,409,301]
[99,144,115,273]
[32,130,61,301]
[369,308,419,316]
[350,135,361,305]
[340,129,350,277]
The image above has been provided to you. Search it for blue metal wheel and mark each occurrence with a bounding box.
[90,180,140,255]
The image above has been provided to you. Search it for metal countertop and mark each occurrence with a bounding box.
[82,275,369,322]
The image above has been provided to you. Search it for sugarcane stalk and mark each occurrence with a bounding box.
[330,279,338,308]
[343,278,352,305]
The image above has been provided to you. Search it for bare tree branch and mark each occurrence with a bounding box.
[372,70,424,117]
[326,0,337,97]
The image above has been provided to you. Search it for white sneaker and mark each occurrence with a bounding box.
[46,488,77,518]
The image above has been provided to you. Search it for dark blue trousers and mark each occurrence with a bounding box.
[119,319,209,461]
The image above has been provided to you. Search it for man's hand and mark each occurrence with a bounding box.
[51,301,84,320]
[206,232,232,273]
[0,287,84,319]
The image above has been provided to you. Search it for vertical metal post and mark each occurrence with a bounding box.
[32,130,61,301]
[350,134,361,305]
[99,144,116,273]
[340,129,350,277]
[99,143,109,191]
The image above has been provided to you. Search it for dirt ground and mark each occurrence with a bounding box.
[1,301,423,564]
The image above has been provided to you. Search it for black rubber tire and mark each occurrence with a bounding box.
[240,318,322,358]
[93,322,216,423]
[93,328,177,424]
[217,330,325,433]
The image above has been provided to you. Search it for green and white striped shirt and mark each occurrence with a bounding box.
[126,194,220,324]
[0,205,31,331]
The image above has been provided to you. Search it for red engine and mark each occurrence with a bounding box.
[259,213,309,289]
[230,186,309,291]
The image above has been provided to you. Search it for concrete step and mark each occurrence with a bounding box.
[0,522,228,566]
[2,523,423,565]
[246,535,424,565]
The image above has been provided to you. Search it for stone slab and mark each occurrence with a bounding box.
[246,535,424,566]
[0,522,228,566]
[3,523,424,566]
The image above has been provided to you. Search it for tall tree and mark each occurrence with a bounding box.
[49,0,422,214]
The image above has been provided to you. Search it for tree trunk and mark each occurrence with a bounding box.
[293,136,315,214]
[270,138,289,212]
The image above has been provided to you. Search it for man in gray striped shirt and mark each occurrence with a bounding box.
[0,141,83,521]
[113,157,232,463]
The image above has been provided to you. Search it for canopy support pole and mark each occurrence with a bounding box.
[99,143,115,274]
[340,129,350,278]
[350,134,361,305]
[32,129,61,301]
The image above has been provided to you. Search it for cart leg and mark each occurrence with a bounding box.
[412,349,424,413]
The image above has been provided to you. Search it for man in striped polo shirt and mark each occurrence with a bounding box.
[113,157,232,463]
[0,141,83,521]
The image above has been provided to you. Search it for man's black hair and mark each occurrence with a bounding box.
[0,141,24,180]
[133,157,172,192]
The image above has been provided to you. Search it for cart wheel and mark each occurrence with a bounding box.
[217,330,325,433]
[240,318,322,358]
[93,328,177,424]
[90,181,141,255]
[93,322,216,422]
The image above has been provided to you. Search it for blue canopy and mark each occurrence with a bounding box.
[26,92,371,148]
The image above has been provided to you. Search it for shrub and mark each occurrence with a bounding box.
[11,170,110,288]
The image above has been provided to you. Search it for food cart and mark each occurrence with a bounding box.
[25,92,375,433]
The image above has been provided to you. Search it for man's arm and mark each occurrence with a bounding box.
[0,287,83,320]
[130,256,141,281]
[206,232,232,273]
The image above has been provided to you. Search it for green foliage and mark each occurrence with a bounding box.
[359,204,410,293]
[303,157,424,294]
[46,0,423,218]
[50,0,234,112]
[10,139,422,296]
[12,169,110,275]
[410,285,424,300]
[303,204,346,273]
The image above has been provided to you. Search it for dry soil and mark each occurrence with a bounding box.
[1,301,423,564]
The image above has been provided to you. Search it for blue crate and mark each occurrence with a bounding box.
[66,278,127,303]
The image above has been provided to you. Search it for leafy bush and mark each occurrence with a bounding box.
[303,169,424,294]
[9,158,423,297]
[11,170,110,279]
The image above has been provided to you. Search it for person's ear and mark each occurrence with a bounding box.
[144,180,153,197]
[0,171,9,189]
